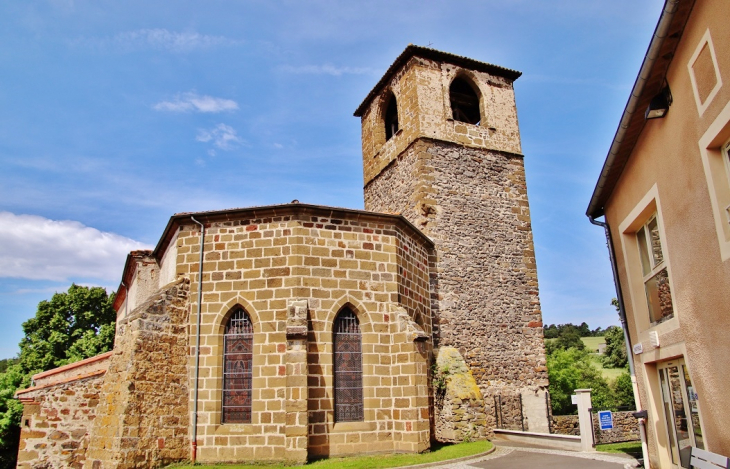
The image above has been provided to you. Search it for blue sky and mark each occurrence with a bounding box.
[0,0,664,359]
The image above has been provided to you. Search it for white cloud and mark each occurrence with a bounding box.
[0,212,152,282]
[72,29,241,53]
[196,124,243,150]
[153,92,239,113]
[114,29,238,52]
[278,64,376,76]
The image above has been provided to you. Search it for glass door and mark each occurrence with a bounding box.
[658,359,704,468]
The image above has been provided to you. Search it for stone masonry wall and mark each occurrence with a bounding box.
[16,375,104,469]
[172,210,433,462]
[84,278,190,469]
[360,57,522,185]
[552,412,640,444]
[365,139,549,405]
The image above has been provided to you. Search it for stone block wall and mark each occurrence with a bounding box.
[16,371,106,469]
[364,138,549,404]
[84,278,191,469]
[171,209,433,462]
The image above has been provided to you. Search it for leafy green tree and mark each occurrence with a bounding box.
[0,284,115,469]
[602,325,628,369]
[543,324,559,339]
[554,329,585,352]
[547,347,615,414]
[612,371,635,410]
[0,360,17,375]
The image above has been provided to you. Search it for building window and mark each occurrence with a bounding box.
[333,308,363,422]
[636,216,674,324]
[222,308,253,424]
[450,76,481,125]
[384,92,399,141]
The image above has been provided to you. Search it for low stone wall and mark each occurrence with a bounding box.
[551,412,639,444]
[552,415,580,436]
[15,354,111,469]
[592,411,640,444]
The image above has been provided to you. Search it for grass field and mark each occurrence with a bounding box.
[588,354,626,381]
[171,440,492,469]
[581,337,627,381]
[580,336,605,353]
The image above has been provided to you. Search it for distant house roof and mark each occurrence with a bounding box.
[586,0,696,219]
[353,44,522,117]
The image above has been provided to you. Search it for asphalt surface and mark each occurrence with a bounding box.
[426,445,638,469]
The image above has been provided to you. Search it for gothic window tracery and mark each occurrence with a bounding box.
[222,307,253,424]
[333,307,363,422]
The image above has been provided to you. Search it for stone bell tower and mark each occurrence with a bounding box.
[355,46,550,433]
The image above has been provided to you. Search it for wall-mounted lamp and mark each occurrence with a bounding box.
[645,85,673,120]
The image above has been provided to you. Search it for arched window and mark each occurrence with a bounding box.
[333,308,363,422]
[222,308,253,423]
[384,93,399,141]
[450,76,481,125]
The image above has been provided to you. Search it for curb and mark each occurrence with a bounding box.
[395,445,497,469]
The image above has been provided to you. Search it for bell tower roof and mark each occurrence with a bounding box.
[354,45,521,117]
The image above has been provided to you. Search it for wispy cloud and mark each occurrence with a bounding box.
[196,124,243,150]
[0,212,151,282]
[278,64,376,76]
[153,92,239,113]
[74,29,240,53]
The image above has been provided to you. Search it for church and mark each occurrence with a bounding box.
[15,45,549,468]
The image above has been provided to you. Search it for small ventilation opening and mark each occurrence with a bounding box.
[450,77,481,125]
[384,94,399,140]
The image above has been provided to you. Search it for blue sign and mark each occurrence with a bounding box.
[599,411,613,430]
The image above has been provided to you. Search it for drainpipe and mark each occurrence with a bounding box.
[589,216,650,469]
[190,216,206,464]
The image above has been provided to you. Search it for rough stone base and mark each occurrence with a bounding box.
[84,278,191,469]
[433,347,488,443]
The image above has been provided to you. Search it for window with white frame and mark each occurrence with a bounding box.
[636,215,674,324]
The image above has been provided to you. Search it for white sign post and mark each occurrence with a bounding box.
[574,389,595,452]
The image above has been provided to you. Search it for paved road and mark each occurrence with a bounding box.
[427,445,638,469]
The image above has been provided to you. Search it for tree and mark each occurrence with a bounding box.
[554,329,586,352]
[0,284,116,469]
[543,324,559,339]
[612,371,635,410]
[602,325,628,369]
[547,347,613,414]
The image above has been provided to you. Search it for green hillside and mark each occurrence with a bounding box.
[581,336,605,353]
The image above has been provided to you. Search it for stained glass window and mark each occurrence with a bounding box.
[222,308,253,424]
[333,308,363,422]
